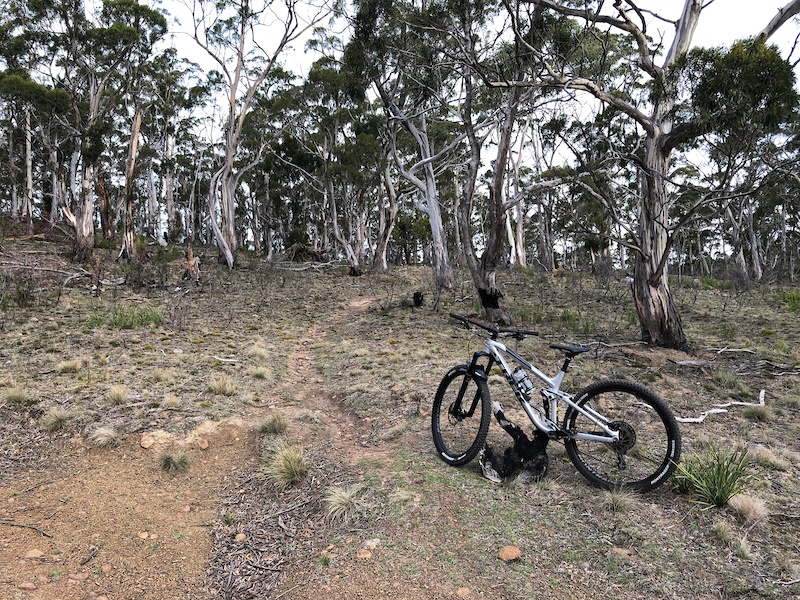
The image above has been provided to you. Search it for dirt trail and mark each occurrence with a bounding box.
[0,294,424,599]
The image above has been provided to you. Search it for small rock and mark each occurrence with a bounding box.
[183,505,191,513]
[362,538,381,550]
[24,549,44,559]
[234,533,246,542]
[17,582,37,591]
[456,587,471,597]
[138,531,149,539]
[497,545,521,562]
[69,572,89,581]
[356,549,372,559]
[139,435,155,449]
[101,563,113,574]
[197,437,209,450]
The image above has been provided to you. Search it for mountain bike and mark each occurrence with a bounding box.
[431,314,682,492]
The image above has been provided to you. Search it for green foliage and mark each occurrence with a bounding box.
[674,38,798,143]
[673,446,749,507]
[87,306,162,329]
[780,291,800,312]
[157,451,191,474]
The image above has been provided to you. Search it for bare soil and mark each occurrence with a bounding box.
[1,230,799,599]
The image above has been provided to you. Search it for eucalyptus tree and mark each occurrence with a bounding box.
[0,0,72,227]
[190,0,332,268]
[501,0,800,350]
[345,0,463,291]
[48,0,167,261]
[269,54,385,271]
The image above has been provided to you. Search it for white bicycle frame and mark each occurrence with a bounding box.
[484,338,621,444]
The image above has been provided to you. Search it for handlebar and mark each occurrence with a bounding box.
[449,313,539,340]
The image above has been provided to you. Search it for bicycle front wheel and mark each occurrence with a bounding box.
[564,380,681,492]
[431,365,491,466]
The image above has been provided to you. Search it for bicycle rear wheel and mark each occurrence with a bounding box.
[431,365,491,466]
[564,380,681,492]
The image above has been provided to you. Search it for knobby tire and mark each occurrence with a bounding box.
[564,379,681,492]
[431,365,491,466]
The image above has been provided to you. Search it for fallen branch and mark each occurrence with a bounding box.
[0,520,53,538]
[706,347,756,355]
[676,389,766,423]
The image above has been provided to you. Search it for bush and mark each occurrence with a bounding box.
[673,446,749,507]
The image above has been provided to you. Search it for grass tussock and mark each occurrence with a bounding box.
[153,368,175,383]
[57,358,87,374]
[673,446,749,507]
[41,408,71,432]
[742,404,774,422]
[208,374,239,396]
[249,344,271,361]
[323,484,363,524]
[263,441,309,490]
[752,445,790,471]
[108,385,128,405]
[157,451,191,474]
[600,488,638,514]
[4,386,33,406]
[727,494,769,524]
[89,426,120,448]
[88,305,163,329]
[257,411,288,435]
[162,393,181,409]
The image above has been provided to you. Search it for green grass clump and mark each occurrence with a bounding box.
[780,290,800,312]
[88,305,162,329]
[673,446,749,507]
[263,441,309,490]
[742,404,774,422]
[157,451,191,474]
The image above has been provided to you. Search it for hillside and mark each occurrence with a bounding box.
[1,234,799,599]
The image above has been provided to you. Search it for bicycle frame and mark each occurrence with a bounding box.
[469,337,621,444]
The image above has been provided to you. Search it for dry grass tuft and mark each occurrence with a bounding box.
[257,411,288,435]
[600,488,638,513]
[89,426,120,448]
[108,385,128,405]
[41,408,71,432]
[323,485,363,524]
[208,374,239,396]
[153,368,175,383]
[249,344,271,361]
[734,536,753,560]
[727,494,769,524]
[162,393,181,409]
[4,386,33,406]
[263,441,309,490]
[57,358,86,374]
[753,445,790,471]
[712,519,734,545]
